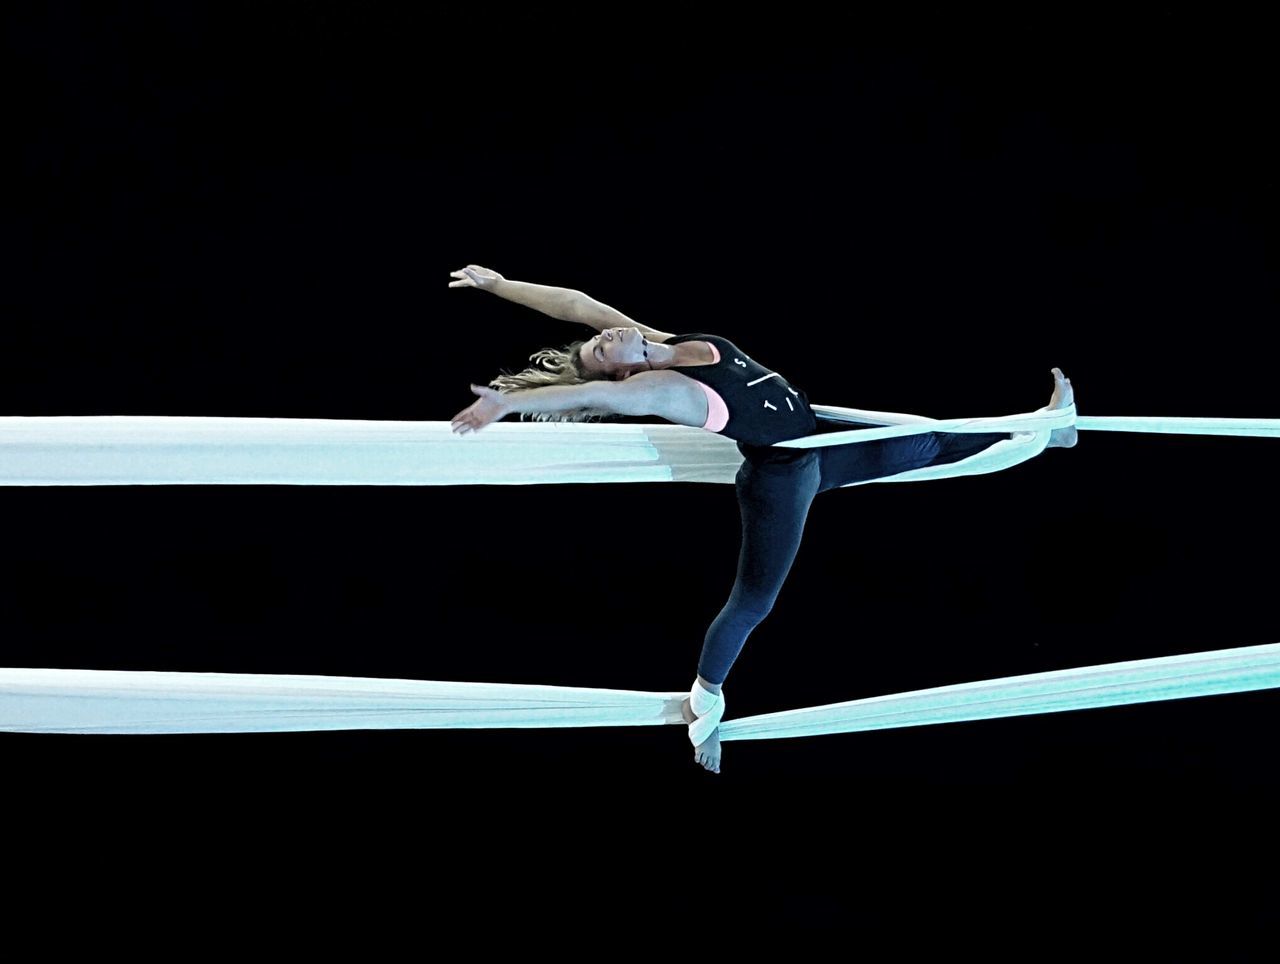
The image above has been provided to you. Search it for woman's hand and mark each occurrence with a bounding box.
[448,265,505,291]
[451,384,511,435]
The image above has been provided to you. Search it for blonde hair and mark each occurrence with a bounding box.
[486,340,617,423]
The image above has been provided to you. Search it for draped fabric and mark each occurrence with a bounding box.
[3,405,1274,490]
[5,401,1279,739]
[4,642,1278,736]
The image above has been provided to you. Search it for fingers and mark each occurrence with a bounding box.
[451,406,474,434]
[451,413,490,435]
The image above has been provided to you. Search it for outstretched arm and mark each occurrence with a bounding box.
[449,382,606,436]
[450,378,664,435]
[447,266,673,340]
[449,265,582,323]
[492,279,582,322]
[564,292,677,342]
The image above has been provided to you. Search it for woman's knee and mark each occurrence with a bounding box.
[729,591,777,627]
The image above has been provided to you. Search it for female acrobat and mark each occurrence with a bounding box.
[448,265,1076,774]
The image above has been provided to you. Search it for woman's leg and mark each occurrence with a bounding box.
[695,450,823,686]
[694,430,1012,682]
[816,430,1013,493]
[930,430,1015,467]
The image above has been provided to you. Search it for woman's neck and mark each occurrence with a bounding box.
[653,340,710,369]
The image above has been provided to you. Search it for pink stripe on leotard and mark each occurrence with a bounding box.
[690,342,728,431]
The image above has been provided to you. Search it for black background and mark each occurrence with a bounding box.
[4,3,1277,934]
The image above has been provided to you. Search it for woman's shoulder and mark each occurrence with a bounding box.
[664,332,723,345]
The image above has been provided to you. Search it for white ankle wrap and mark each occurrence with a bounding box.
[687,678,725,747]
[690,678,721,716]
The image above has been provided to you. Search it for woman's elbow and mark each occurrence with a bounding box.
[595,379,657,418]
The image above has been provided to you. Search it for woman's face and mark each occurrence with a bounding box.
[579,326,649,380]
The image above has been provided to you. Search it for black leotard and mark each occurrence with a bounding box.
[663,333,818,449]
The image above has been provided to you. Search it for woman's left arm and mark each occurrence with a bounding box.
[490,278,581,321]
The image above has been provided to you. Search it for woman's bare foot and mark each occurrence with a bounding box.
[681,696,722,774]
[1046,367,1077,448]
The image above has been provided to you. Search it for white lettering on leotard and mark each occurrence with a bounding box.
[723,348,806,430]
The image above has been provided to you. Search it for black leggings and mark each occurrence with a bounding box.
[695,430,1013,685]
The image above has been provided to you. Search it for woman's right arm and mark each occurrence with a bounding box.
[503,382,614,416]
[451,381,611,435]
[451,379,661,435]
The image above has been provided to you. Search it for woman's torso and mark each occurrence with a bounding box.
[659,332,819,450]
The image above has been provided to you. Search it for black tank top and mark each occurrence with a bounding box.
[663,333,819,453]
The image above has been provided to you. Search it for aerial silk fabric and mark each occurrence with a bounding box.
[2,405,1275,489]
[3,641,1279,736]
[0,401,1274,489]
[4,402,1279,738]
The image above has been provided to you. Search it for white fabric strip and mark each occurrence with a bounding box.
[779,402,1075,447]
[3,641,1277,736]
[6,403,1275,490]
[3,405,1276,740]
[0,416,743,486]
